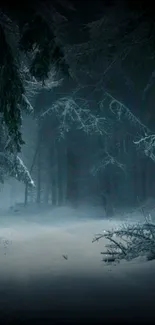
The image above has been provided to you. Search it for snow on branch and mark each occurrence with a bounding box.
[91,151,125,176]
[41,96,112,137]
[101,93,155,163]
[143,70,155,95]
[102,92,149,133]
[23,65,62,94]
[0,152,34,187]
[0,114,34,186]
[21,64,62,114]
[133,134,155,162]
[92,218,155,263]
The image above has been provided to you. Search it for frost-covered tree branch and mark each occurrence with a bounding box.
[41,96,112,137]
[92,218,155,263]
[143,69,155,95]
[0,116,34,186]
[91,151,125,176]
[134,134,155,162]
[0,1,70,152]
[21,63,63,114]
[101,92,149,133]
[100,93,155,162]
[0,152,34,186]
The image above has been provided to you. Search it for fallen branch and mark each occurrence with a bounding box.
[93,221,155,263]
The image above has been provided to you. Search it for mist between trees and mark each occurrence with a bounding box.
[1,1,155,263]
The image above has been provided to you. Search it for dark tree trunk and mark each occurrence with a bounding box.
[66,148,78,207]
[57,143,64,206]
[24,185,28,206]
[49,137,58,206]
[57,167,63,205]
[51,179,57,206]
[36,121,42,204]
[44,179,50,204]
[141,158,148,201]
[36,146,41,204]
[24,138,40,206]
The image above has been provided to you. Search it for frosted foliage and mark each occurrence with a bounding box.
[41,97,112,137]
[91,152,125,175]
[134,134,155,162]
[100,93,154,163]
[102,92,149,133]
[93,218,155,263]
[0,152,34,186]
[21,64,62,114]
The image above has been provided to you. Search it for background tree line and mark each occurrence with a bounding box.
[1,0,155,213]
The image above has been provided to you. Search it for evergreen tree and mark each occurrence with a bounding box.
[0,0,71,186]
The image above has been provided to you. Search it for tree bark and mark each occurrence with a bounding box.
[36,120,42,204]
[66,148,78,207]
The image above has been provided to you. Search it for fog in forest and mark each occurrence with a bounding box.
[0,0,155,323]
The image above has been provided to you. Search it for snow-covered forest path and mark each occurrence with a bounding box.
[0,207,154,323]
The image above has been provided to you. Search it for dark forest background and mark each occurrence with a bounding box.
[0,0,155,214]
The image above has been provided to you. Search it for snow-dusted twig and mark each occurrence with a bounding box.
[91,151,125,176]
[20,63,62,114]
[92,221,155,263]
[0,152,34,186]
[133,134,155,162]
[143,70,155,95]
[134,134,155,145]
[103,92,149,133]
[41,96,112,137]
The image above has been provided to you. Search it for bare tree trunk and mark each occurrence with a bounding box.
[24,138,40,206]
[66,148,78,207]
[57,142,64,206]
[24,185,28,206]
[36,144,41,204]
[44,179,50,204]
[51,179,56,206]
[44,146,51,205]
[141,158,148,202]
[49,137,58,206]
[36,120,42,204]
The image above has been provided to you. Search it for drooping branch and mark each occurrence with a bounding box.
[91,151,126,176]
[0,152,34,186]
[0,1,70,153]
[101,92,149,133]
[100,92,155,162]
[0,20,25,152]
[134,134,155,162]
[41,96,112,137]
[92,219,155,263]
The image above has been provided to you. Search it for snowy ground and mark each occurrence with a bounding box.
[0,206,155,323]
